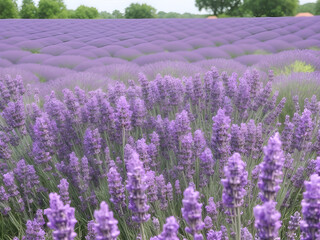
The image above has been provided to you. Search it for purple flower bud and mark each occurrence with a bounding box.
[24,218,46,240]
[178,133,194,180]
[230,124,245,154]
[241,227,252,240]
[158,216,180,240]
[287,212,301,240]
[300,174,320,239]
[0,186,11,215]
[184,76,194,102]
[193,129,207,159]
[258,133,284,202]
[107,166,125,209]
[236,77,250,113]
[94,201,120,240]
[175,110,191,138]
[293,108,313,151]
[136,138,152,170]
[115,96,132,132]
[193,73,203,105]
[253,82,272,111]
[58,178,71,205]
[245,120,256,156]
[211,81,225,113]
[84,128,102,158]
[204,216,213,229]
[226,73,238,100]
[131,98,147,128]
[2,98,26,132]
[205,197,217,220]
[292,167,305,188]
[281,115,294,153]
[126,151,150,223]
[200,148,215,187]
[44,193,77,240]
[182,186,204,237]
[3,171,24,212]
[211,109,231,176]
[221,153,247,215]
[85,220,96,240]
[175,180,181,195]
[254,201,281,240]
[152,217,160,233]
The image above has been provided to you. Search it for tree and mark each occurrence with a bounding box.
[72,5,99,19]
[38,0,67,18]
[112,10,124,18]
[297,3,316,15]
[0,0,19,18]
[244,0,298,17]
[195,0,242,16]
[20,0,38,18]
[99,11,113,19]
[316,0,320,15]
[125,3,156,19]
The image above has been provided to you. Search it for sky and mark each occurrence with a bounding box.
[17,0,317,14]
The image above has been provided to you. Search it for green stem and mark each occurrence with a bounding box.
[140,223,145,240]
[122,127,126,173]
[236,207,241,240]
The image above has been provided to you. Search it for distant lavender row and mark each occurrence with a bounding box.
[0,18,320,80]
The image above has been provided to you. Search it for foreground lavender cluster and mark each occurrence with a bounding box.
[1,64,320,240]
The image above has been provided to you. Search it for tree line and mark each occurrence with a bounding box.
[1,0,320,19]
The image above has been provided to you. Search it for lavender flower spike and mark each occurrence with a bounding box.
[158,216,180,240]
[126,151,150,223]
[94,201,120,240]
[258,132,284,202]
[221,153,247,215]
[254,201,281,240]
[58,178,71,205]
[182,186,204,239]
[44,193,77,240]
[300,174,320,240]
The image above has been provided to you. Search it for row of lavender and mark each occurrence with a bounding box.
[0,66,319,239]
[0,18,320,75]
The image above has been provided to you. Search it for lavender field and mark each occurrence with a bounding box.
[0,17,320,240]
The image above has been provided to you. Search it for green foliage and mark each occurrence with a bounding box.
[244,0,298,17]
[157,11,207,18]
[273,61,315,76]
[125,3,156,19]
[112,10,124,19]
[0,0,19,18]
[316,0,320,15]
[195,0,242,16]
[99,11,113,19]
[297,3,316,15]
[20,0,38,19]
[72,5,99,19]
[38,0,67,19]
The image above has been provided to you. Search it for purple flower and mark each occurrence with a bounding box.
[156,174,168,210]
[245,120,256,156]
[94,201,120,240]
[0,186,11,215]
[205,197,217,220]
[204,216,213,229]
[211,109,231,176]
[293,108,313,151]
[131,98,147,128]
[240,227,252,240]
[146,170,158,202]
[200,148,215,187]
[3,171,24,212]
[107,166,125,209]
[115,96,132,132]
[253,201,281,240]
[211,80,225,113]
[230,124,245,154]
[281,115,294,153]
[2,98,26,132]
[152,217,160,233]
[44,193,77,240]
[182,186,204,238]
[193,73,203,104]
[14,159,40,203]
[288,212,301,240]
[136,138,152,170]
[221,153,247,215]
[174,110,191,138]
[178,133,194,180]
[83,128,102,158]
[85,220,96,240]
[236,77,250,113]
[24,217,46,240]
[175,180,181,195]
[58,178,71,205]
[300,174,320,240]
[158,216,180,240]
[193,129,207,158]
[258,133,284,202]
[126,151,150,223]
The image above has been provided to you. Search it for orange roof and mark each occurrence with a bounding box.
[295,12,314,17]
[207,16,218,19]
